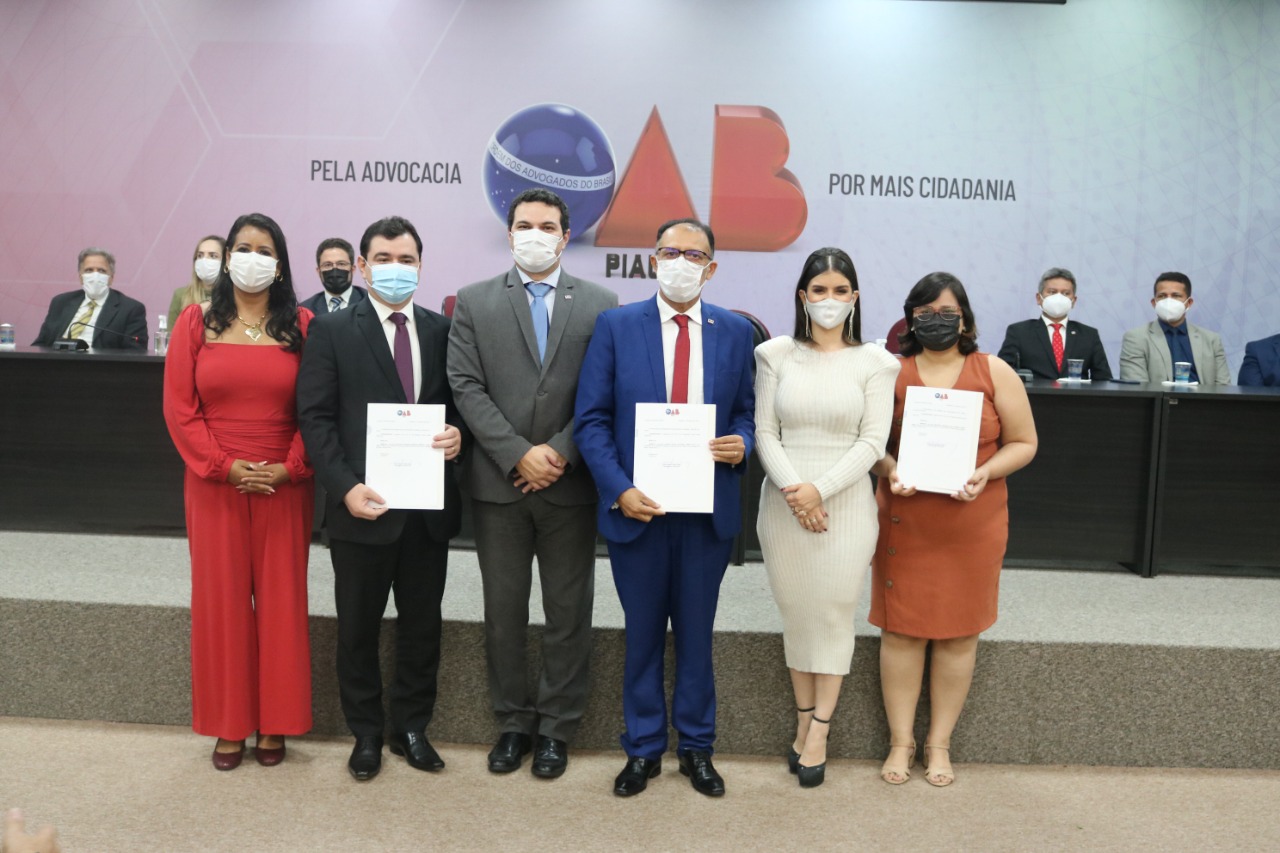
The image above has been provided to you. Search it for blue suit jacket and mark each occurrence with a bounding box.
[1238,333,1280,387]
[574,296,756,545]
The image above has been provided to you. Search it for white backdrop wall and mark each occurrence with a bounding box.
[0,0,1276,376]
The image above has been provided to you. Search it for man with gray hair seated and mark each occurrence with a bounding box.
[997,267,1112,381]
[32,247,148,350]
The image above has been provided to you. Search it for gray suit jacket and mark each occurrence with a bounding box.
[447,267,618,505]
[1119,320,1230,384]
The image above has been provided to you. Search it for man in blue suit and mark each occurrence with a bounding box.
[574,218,755,799]
[1239,333,1280,386]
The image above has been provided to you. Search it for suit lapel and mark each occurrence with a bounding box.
[1035,319,1058,371]
[54,294,80,337]
[355,300,405,403]
[701,302,718,402]
[1147,322,1172,380]
[413,306,436,403]
[540,274,576,378]
[504,270,542,366]
[642,297,666,401]
[1187,323,1208,377]
[94,291,121,336]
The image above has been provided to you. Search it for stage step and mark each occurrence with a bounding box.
[1,532,1276,769]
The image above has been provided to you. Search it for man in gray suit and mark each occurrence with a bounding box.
[1119,271,1230,384]
[447,188,618,779]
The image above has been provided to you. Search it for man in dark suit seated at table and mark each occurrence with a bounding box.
[32,247,147,350]
[997,267,1111,381]
[1119,271,1230,384]
[1238,333,1280,386]
[299,237,369,315]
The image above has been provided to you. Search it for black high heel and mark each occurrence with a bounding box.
[788,706,815,774]
[797,716,830,788]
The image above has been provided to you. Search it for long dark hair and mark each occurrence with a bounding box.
[791,247,862,345]
[897,271,979,357]
[205,213,303,352]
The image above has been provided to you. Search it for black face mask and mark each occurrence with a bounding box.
[321,268,352,294]
[913,314,962,351]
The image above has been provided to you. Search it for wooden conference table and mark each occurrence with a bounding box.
[2,347,1277,576]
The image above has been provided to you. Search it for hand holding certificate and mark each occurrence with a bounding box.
[632,403,716,514]
[895,386,983,496]
[364,403,447,510]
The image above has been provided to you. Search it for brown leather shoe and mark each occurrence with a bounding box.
[212,739,245,771]
[254,736,287,767]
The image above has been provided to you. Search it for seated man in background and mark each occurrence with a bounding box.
[32,247,147,349]
[998,267,1112,380]
[299,237,368,314]
[1119,272,1229,384]
[1238,333,1280,386]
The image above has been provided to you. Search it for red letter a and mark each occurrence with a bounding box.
[594,107,697,247]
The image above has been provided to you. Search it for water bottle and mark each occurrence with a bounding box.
[154,315,169,356]
[0,322,14,349]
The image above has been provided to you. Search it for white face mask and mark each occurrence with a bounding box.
[655,256,707,304]
[194,257,221,284]
[1040,292,1072,320]
[804,297,854,330]
[1154,297,1187,324]
[510,229,562,274]
[228,253,278,293]
[81,271,110,301]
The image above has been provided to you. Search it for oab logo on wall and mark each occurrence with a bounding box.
[483,103,808,269]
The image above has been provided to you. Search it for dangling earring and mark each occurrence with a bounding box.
[846,306,854,342]
[804,307,812,339]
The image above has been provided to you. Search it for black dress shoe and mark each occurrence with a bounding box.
[348,735,383,781]
[487,732,532,774]
[390,731,445,772]
[531,736,568,779]
[678,750,725,797]
[613,756,661,797]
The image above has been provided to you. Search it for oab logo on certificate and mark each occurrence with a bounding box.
[365,403,446,510]
[633,402,716,514]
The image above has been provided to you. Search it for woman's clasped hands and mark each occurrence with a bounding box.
[228,459,290,495]
[782,483,828,533]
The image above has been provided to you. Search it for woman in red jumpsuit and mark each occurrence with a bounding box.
[163,212,314,770]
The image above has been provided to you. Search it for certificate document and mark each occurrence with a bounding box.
[896,386,983,495]
[365,403,446,510]
[633,402,716,513]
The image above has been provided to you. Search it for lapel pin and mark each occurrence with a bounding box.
[708,317,715,325]
[564,293,572,300]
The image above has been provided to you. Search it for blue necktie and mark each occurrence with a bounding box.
[329,296,342,312]
[526,283,551,362]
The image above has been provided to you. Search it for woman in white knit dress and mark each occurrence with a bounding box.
[754,247,899,787]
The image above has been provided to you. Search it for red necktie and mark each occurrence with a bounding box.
[671,314,690,404]
[1051,323,1064,372]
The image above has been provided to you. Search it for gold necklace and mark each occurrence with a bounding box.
[237,313,266,342]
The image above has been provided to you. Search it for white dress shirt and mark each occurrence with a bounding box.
[1041,314,1070,341]
[326,285,355,311]
[370,298,422,401]
[65,292,106,346]
[518,264,562,321]
[657,296,704,405]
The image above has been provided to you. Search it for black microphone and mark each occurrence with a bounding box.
[53,321,145,350]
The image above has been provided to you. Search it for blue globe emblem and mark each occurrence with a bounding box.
[484,104,616,239]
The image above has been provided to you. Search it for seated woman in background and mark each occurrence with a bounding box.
[163,212,315,770]
[870,272,1036,787]
[166,235,225,329]
[754,247,899,788]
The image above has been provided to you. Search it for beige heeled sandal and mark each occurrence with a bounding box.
[880,741,915,785]
[923,743,955,787]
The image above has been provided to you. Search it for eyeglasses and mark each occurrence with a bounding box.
[912,308,963,321]
[319,262,353,271]
[654,247,712,266]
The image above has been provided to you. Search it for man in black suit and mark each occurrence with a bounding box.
[298,237,369,315]
[997,267,1112,381]
[297,216,465,781]
[32,247,147,349]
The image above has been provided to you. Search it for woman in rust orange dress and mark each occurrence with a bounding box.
[163,212,314,770]
[870,272,1037,787]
